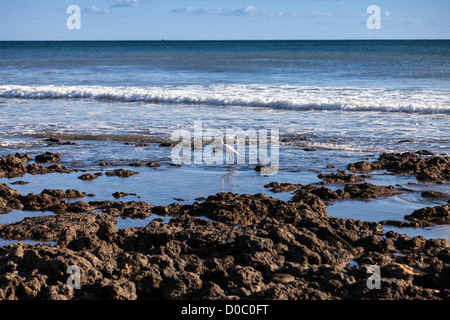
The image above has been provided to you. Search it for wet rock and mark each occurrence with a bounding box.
[112,192,137,199]
[405,205,450,224]
[0,153,30,179]
[26,163,72,175]
[89,200,152,219]
[379,219,431,228]
[0,192,448,300]
[343,183,398,199]
[292,182,398,201]
[78,172,103,181]
[0,212,117,242]
[159,142,176,147]
[347,151,450,182]
[347,161,381,173]
[0,184,22,213]
[254,165,277,175]
[264,182,303,193]
[168,163,182,167]
[293,186,345,201]
[317,169,365,185]
[128,162,146,167]
[146,162,161,167]
[60,141,77,145]
[152,192,327,226]
[35,152,61,163]
[421,191,449,200]
[10,181,29,185]
[105,169,139,178]
[41,189,86,200]
[99,161,113,166]
[19,190,86,213]
[44,137,61,143]
[128,161,161,168]
[398,139,415,143]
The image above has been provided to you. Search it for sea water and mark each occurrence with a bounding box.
[0,40,449,241]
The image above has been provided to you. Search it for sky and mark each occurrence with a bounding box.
[0,0,449,40]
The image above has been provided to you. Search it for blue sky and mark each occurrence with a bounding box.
[1,0,449,40]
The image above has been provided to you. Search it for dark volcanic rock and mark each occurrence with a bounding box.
[105,169,139,178]
[347,151,450,182]
[317,170,365,185]
[35,152,61,163]
[112,192,137,199]
[40,189,86,200]
[0,212,117,242]
[128,162,161,168]
[0,152,73,178]
[10,181,29,185]
[159,142,176,147]
[89,200,152,219]
[78,172,103,181]
[397,139,415,143]
[292,183,398,201]
[0,184,90,215]
[0,153,30,179]
[146,162,161,168]
[0,184,22,214]
[342,183,398,199]
[0,190,449,300]
[152,192,327,226]
[421,191,449,200]
[99,161,113,166]
[405,205,450,225]
[347,161,382,173]
[264,182,304,193]
[379,219,431,228]
[44,137,61,143]
[26,163,72,175]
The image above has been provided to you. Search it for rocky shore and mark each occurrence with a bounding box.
[0,151,449,300]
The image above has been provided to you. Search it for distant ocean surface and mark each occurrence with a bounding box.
[0,40,449,110]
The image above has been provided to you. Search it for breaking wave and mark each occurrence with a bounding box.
[0,84,449,114]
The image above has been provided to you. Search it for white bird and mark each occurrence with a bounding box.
[219,135,239,164]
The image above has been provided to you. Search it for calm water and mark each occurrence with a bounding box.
[0,40,449,241]
[0,40,449,90]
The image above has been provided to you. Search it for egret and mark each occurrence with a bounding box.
[218,135,239,164]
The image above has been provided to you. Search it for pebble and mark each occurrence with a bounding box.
[271,273,295,284]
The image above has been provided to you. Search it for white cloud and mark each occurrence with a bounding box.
[171,5,268,17]
[310,11,331,17]
[83,6,109,14]
[384,10,391,18]
[109,0,144,8]
[172,6,335,19]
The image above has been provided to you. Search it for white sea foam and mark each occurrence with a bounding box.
[0,84,449,114]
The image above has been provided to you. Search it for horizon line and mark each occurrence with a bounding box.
[1,38,449,42]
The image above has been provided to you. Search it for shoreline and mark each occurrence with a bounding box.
[0,146,449,300]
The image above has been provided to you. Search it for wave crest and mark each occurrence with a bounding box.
[0,84,448,113]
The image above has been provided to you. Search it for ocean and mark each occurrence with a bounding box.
[0,40,449,242]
